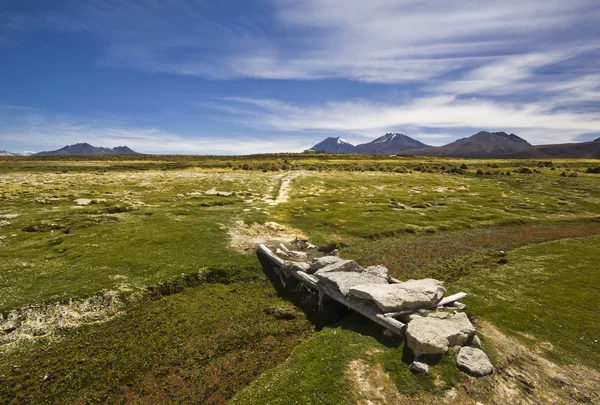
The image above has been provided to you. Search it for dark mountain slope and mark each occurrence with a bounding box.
[308,137,357,153]
[34,143,140,156]
[409,131,531,158]
[497,141,600,159]
[355,133,430,154]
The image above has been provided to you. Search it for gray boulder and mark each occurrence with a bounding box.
[348,278,445,312]
[315,259,362,274]
[468,334,482,349]
[409,361,429,374]
[308,256,343,274]
[315,271,388,296]
[457,347,493,376]
[406,312,476,355]
[364,265,389,279]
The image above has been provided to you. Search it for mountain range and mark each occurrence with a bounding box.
[0,150,35,156]
[308,132,600,159]
[32,143,140,156]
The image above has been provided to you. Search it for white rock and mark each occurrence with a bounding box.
[315,271,388,296]
[364,265,389,279]
[457,347,493,376]
[308,256,343,273]
[275,248,289,257]
[284,261,310,273]
[406,312,476,355]
[288,251,308,259]
[348,279,445,312]
[315,259,362,274]
[409,361,429,374]
[468,334,482,349]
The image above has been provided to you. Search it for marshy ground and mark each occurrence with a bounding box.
[0,154,599,404]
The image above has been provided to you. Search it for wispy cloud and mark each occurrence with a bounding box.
[10,0,598,84]
[0,107,308,154]
[3,0,600,148]
[214,95,600,145]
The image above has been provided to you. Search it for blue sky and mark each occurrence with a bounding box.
[1,0,600,154]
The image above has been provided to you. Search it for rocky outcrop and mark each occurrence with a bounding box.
[457,347,493,376]
[405,312,476,355]
[348,279,445,312]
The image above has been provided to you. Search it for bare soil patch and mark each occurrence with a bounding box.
[1,290,129,351]
[346,359,405,405]
[226,220,307,252]
[346,321,600,405]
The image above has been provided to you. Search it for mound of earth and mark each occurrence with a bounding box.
[226,220,307,252]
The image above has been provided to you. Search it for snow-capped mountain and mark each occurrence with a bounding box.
[308,137,357,153]
[355,133,430,154]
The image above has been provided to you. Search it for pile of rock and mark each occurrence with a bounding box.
[273,242,493,377]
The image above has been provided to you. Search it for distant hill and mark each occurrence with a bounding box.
[0,151,15,156]
[308,137,357,153]
[355,133,430,154]
[409,131,531,158]
[33,143,140,156]
[497,140,600,159]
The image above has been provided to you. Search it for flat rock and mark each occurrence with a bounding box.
[406,312,476,355]
[457,347,493,376]
[348,279,445,312]
[315,271,388,296]
[409,361,429,374]
[308,256,343,274]
[284,261,310,273]
[364,265,389,279]
[314,259,362,275]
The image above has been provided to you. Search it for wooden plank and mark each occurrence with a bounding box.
[437,292,468,307]
[258,244,285,267]
[383,309,416,318]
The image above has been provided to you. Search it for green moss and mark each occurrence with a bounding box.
[453,235,600,370]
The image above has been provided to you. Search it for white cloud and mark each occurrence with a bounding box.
[216,95,600,145]
[19,0,596,85]
[0,107,309,154]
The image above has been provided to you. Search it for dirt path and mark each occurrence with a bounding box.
[269,172,303,205]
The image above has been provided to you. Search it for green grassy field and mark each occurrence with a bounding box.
[1,155,599,404]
